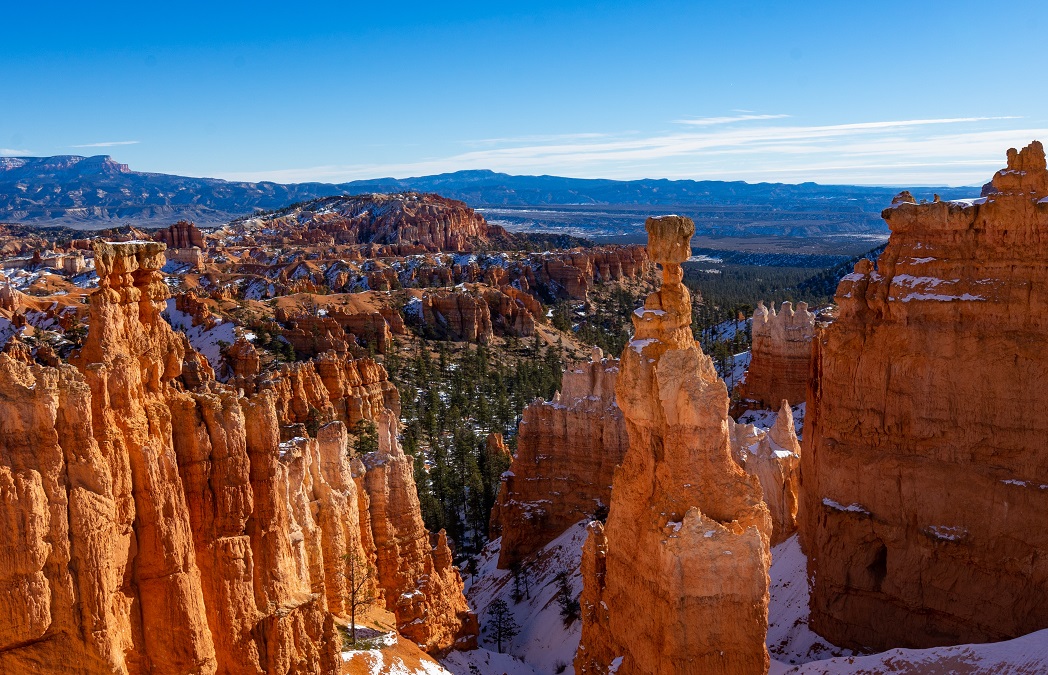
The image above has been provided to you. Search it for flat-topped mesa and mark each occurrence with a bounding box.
[576,216,772,675]
[802,141,1048,652]
[739,301,816,409]
[493,346,627,569]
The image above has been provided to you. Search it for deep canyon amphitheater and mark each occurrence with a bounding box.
[2,141,1048,674]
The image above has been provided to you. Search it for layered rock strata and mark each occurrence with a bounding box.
[493,348,627,568]
[575,216,772,675]
[801,141,1048,650]
[738,301,815,409]
[0,240,475,674]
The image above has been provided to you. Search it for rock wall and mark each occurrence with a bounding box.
[421,290,493,343]
[536,245,649,300]
[493,347,627,568]
[575,216,772,675]
[739,301,815,409]
[0,240,475,674]
[801,141,1048,651]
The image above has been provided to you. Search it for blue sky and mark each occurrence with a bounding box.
[2,0,1046,185]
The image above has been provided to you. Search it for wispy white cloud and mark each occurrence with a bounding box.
[462,132,617,147]
[673,113,789,126]
[71,140,140,148]
[0,148,31,156]
[215,116,1045,186]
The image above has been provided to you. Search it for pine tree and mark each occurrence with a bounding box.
[487,598,520,653]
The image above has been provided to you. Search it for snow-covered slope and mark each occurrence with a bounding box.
[769,534,1048,673]
[445,511,1047,675]
[768,535,853,665]
[444,521,589,675]
[164,298,236,372]
[771,628,1048,674]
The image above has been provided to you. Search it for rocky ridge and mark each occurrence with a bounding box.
[738,301,815,410]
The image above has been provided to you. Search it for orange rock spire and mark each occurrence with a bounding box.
[575,216,772,675]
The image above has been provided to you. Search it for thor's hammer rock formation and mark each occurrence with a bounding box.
[575,215,772,675]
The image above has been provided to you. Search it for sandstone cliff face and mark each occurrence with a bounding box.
[801,141,1048,651]
[420,291,493,343]
[536,246,649,300]
[493,348,627,569]
[575,217,772,675]
[0,240,475,674]
[739,301,815,410]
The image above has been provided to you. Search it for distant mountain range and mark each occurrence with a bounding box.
[0,155,980,239]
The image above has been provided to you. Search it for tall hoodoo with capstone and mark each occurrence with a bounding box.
[801,141,1048,651]
[575,215,772,675]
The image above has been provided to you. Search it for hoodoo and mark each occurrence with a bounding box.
[801,141,1048,650]
[738,301,816,410]
[575,216,772,675]
[0,240,475,674]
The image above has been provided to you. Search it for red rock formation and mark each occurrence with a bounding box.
[493,348,626,568]
[153,219,205,249]
[479,286,538,337]
[223,337,260,392]
[247,193,506,252]
[0,240,475,674]
[174,290,218,330]
[536,245,650,300]
[801,141,1048,651]
[421,290,493,343]
[738,301,815,410]
[576,216,771,675]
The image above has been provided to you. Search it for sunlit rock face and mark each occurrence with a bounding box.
[729,400,802,546]
[801,141,1048,651]
[575,216,772,675]
[0,240,475,675]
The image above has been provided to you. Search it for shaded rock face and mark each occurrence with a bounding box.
[801,141,1048,651]
[739,301,815,410]
[575,216,772,675]
[729,401,802,545]
[493,347,627,569]
[0,240,475,674]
